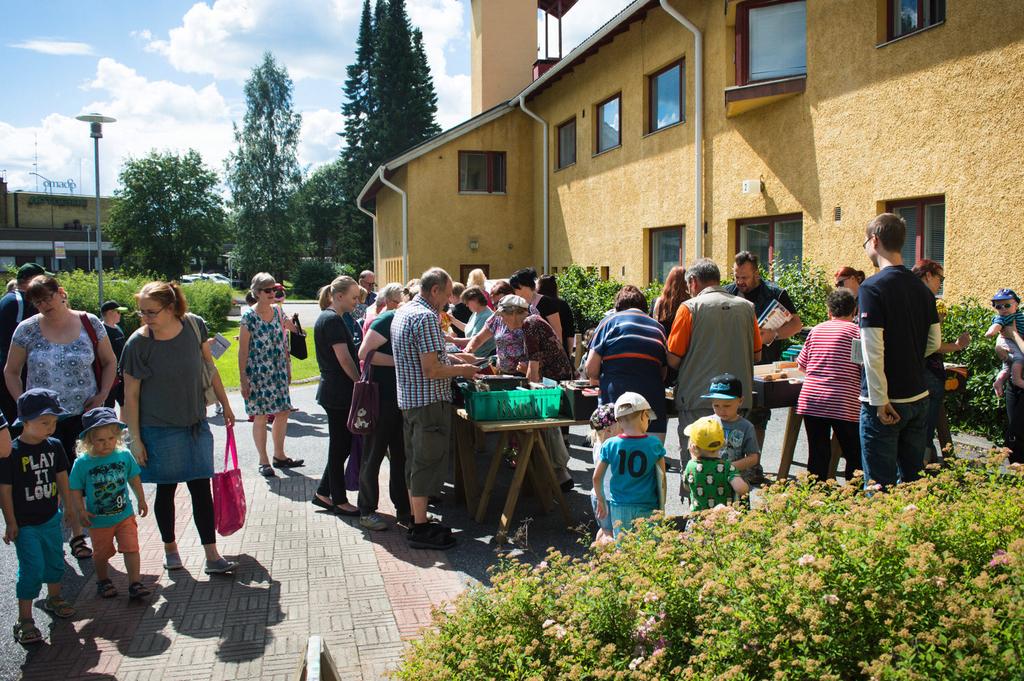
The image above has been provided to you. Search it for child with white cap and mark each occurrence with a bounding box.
[592,392,666,538]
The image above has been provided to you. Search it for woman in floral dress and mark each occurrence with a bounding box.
[239,272,303,477]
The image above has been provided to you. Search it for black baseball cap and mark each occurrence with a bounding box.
[100,300,128,314]
[79,407,127,439]
[701,373,744,400]
[16,263,52,282]
[14,388,69,426]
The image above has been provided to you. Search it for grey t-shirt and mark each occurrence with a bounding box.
[721,416,764,484]
[121,314,209,428]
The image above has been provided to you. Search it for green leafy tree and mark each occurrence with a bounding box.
[225,52,303,280]
[107,150,227,280]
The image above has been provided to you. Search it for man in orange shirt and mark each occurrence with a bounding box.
[667,259,762,471]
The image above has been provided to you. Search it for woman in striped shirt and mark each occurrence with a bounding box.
[585,286,668,440]
[796,288,862,480]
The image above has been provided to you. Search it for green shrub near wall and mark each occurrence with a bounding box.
[556,265,662,333]
[396,458,1024,680]
[181,280,232,331]
[940,298,1005,442]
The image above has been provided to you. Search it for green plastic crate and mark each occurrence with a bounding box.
[462,386,563,422]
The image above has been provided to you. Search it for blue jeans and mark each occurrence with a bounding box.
[609,501,658,538]
[15,511,65,600]
[923,371,945,462]
[860,399,928,489]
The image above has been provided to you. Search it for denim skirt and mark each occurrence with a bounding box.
[139,420,214,484]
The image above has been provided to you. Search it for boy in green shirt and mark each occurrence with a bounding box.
[681,416,750,511]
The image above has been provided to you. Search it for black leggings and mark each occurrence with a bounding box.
[317,407,354,505]
[803,415,861,481]
[154,479,216,545]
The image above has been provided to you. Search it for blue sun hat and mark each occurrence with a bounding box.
[14,388,69,427]
[79,407,128,439]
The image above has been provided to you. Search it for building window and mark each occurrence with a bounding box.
[736,214,803,269]
[595,94,621,154]
[736,0,807,86]
[599,266,610,281]
[887,196,945,267]
[557,118,576,169]
[459,151,506,193]
[649,226,685,283]
[889,0,945,40]
[648,61,684,133]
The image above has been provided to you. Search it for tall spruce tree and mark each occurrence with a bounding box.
[225,52,303,280]
[334,0,443,269]
[337,0,377,267]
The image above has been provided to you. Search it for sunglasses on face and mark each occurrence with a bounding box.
[994,302,1014,311]
[259,287,276,294]
[836,279,849,288]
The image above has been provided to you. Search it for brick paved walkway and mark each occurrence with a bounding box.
[20,471,468,681]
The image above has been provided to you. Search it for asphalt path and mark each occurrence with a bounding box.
[0,372,810,679]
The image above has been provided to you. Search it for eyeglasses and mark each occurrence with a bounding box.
[836,279,848,288]
[136,304,168,318]
[994,302,1014,311]
[31,291,59,306]
[260,287,276,294]
[862,236,872,249]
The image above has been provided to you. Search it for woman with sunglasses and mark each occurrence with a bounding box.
[3,274,117,559]
[239,273,302,477]
[120,280,237,573]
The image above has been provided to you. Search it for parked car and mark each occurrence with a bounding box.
[181,272,231,286]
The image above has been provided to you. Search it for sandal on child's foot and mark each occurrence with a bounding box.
[128,582,152,600]
[96,579,118,599]
[69,534,93,559]
[12,619,42,645]
[42,596,76,619]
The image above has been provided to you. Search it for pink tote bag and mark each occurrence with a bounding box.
[213,426,247,536]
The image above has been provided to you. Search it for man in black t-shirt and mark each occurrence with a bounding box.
[859,213,941,489]
[725,251,803,448]
[0,264,47,424]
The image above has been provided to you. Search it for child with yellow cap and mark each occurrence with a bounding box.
[681,415,750,511]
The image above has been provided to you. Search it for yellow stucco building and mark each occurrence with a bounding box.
[359,0,1024,301]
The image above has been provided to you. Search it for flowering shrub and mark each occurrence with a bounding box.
[396,458,1024,680]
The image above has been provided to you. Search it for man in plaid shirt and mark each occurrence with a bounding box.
[391,268,478,550]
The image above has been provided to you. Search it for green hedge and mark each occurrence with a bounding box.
[396,457,1024,680]
[15,269,232,333]
[556,265,662,332]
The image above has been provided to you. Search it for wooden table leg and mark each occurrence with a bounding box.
[474,432,509,524]
[497,431,536,544]
[454,418,480,509]
[532,429,572,526]
[776,408,803,481]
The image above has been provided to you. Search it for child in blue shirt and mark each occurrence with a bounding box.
[593,392,666,538]
[986,289,1024,397]
[70,407,150,601]
[0,389,76,644]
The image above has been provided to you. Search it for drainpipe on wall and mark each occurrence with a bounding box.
[356,193,378,277]
[659,0,703,259]
[377,166,409,283]
[517,95,550,273]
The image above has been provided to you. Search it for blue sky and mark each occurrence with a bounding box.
[1,0,628,194]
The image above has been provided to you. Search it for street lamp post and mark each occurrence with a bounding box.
[75,113,116,305]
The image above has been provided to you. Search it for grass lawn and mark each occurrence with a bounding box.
[213,321,320,390]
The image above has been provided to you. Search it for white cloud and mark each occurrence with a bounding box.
[9,39,95,56]
[0,58,344,195]
[142,0,361,82]
[143,0,472,131]
[298,109,345,167]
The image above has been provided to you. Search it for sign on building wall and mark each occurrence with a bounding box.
[28,196,88,208]
[53,241,66,259]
